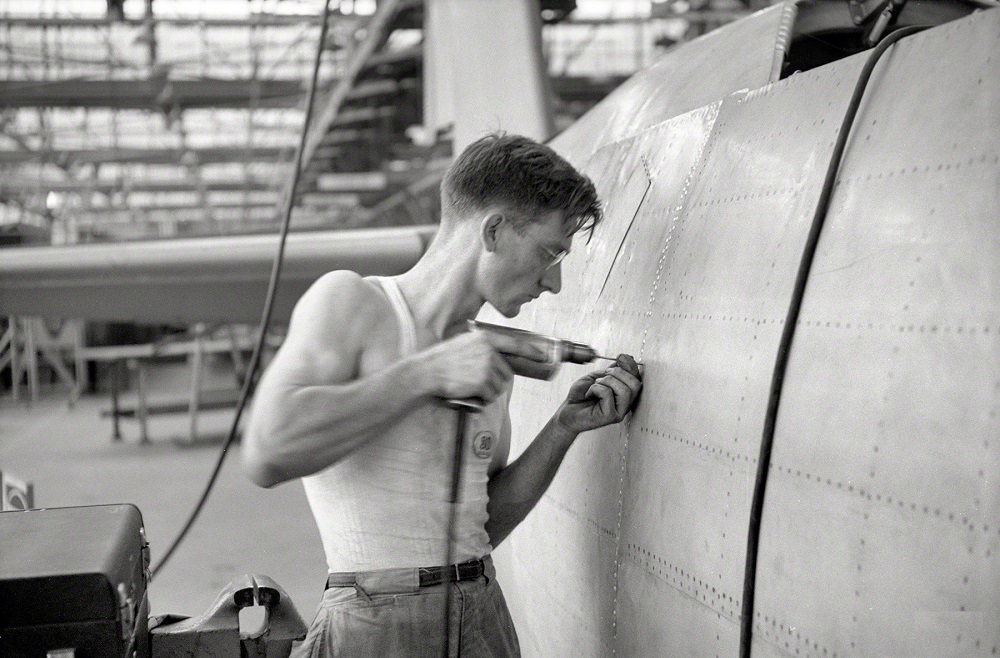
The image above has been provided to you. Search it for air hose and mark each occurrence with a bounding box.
[739,24,927,657]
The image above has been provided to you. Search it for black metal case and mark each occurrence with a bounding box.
[0,504,150,658]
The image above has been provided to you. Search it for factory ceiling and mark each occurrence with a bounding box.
[0,0,754,245]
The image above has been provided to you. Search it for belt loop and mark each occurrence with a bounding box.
[354,582,373,601]
[454,563,461,582]
[482,555,492,585]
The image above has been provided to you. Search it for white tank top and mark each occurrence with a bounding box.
[301,276,506,571]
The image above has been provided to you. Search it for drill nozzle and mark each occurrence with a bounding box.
[561,341,615,365]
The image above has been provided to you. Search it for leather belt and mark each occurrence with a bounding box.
[326,559,486,590]
[417,559,485,587]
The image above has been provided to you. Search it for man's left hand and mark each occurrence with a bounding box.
[555,354,643,434]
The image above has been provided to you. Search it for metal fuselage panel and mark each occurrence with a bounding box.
[549,3,788,158]
[494,8,999,657]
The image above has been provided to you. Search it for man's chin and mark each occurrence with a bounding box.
[501,299,527,317]
[490,296,533,318]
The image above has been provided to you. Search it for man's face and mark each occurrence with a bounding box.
[485,210,573,317]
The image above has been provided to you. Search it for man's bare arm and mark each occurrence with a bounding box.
[243,272,519,488]
[485,355,642,546]
[485,415,578,547]
[243,272,427,487]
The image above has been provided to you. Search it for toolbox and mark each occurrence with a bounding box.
[0,504,150,658]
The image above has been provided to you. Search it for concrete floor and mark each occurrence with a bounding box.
[0,359,328,629]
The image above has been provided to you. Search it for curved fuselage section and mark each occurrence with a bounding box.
[493,6,999,656]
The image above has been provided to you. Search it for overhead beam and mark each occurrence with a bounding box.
[0,15,356,27]
[1,175,403,198]
[0,76,408,110]
[62,203,283,216]
[0,178,280,194]
[64,208,337,227]
[0,79,305,109]
[0,146,292,165]
[56,196,364,216]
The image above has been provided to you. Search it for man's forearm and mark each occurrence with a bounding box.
[485,415,578,547]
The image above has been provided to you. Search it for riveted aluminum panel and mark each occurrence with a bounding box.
[754,11,1000,658]
[550,3,790,159]
[497,49,863,652]
[494,106,722,656]
[494,8,997,658]
[614,54,864,657]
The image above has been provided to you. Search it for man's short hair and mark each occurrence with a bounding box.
[441,132,602,235]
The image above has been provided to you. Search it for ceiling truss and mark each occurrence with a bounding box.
[0,0,750,243]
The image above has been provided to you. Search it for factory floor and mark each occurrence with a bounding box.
[0,356,328,630]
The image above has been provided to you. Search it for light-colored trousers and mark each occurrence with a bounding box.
[294,556,520,657]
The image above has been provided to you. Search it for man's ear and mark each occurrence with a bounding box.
[480,213,504,253]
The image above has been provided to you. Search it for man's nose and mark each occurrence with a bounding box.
[541,261,562,294]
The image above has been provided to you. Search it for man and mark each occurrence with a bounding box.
[243,133,642,657]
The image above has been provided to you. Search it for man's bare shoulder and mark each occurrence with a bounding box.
[290,271,386,330]
[255,272,401,391]
[278,271,392,373]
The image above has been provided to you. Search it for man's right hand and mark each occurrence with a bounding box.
[420,330,545,404]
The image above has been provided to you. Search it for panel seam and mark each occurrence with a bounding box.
[609,102,722,655]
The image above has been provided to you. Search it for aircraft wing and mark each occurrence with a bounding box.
[0,225,435,325]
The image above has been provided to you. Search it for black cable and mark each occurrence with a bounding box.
[739,25,926,657]
[442,405,470,658]
[150,0,335,580]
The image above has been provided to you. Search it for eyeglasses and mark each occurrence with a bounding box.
[508,220,568,270]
